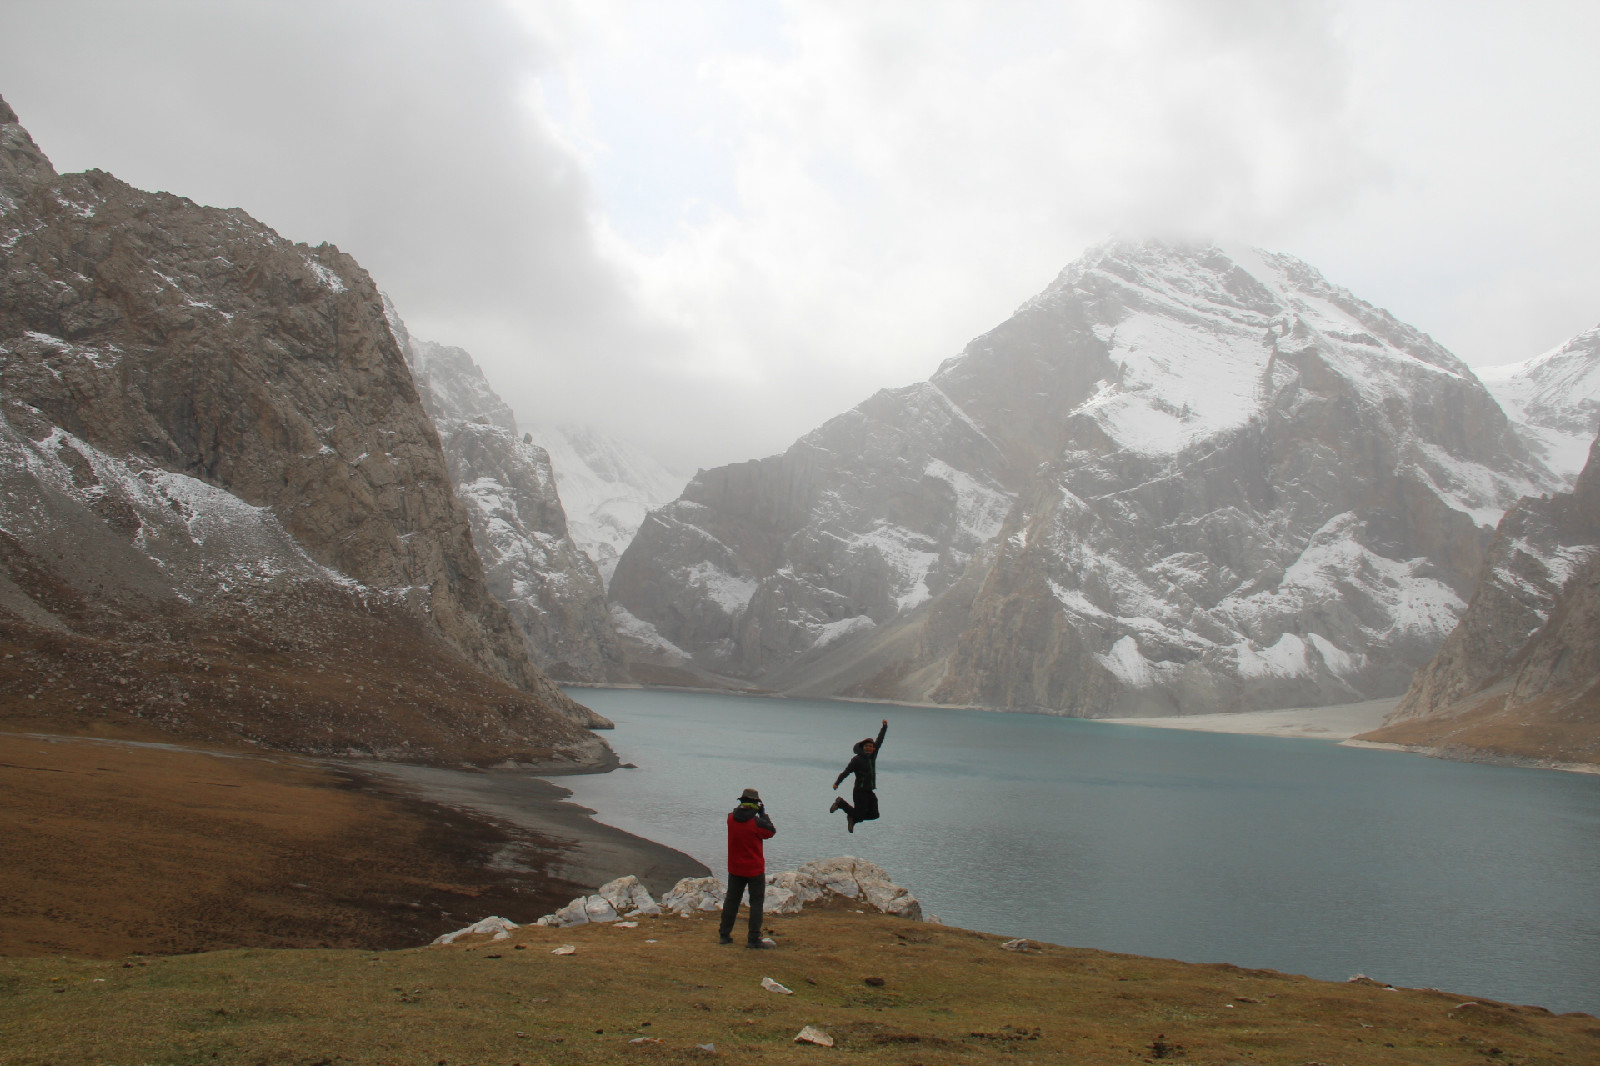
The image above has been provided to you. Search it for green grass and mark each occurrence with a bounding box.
[4,909,1597,1065]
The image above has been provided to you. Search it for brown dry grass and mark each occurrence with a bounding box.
[1359,685,1600,768]
[0,734,601,959]
[3,908,1597,1066]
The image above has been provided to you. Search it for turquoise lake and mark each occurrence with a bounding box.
[558,688,1600,1016]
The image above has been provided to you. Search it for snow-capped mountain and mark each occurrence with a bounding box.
[0,94,609,760]
[386,309,627,682]
[525,424,687,586]
[1476,323,1600,483]
[611,240,1558,715]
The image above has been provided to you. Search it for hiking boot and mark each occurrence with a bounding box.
[847,816,856,833]
[718,934,734,945]
[828,797,842,814]
[745,940,771,949]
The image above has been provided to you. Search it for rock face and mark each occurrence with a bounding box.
[1364,437,1600,764]
[389,311,626,683]
[1477,324,1600,483]
[0,95,608,760]
[612,241,1556,715]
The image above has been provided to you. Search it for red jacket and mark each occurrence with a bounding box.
[727,805,776,878]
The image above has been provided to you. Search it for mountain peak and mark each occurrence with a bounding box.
[0,94,59,191]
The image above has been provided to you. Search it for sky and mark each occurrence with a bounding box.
[3,0,1599,473]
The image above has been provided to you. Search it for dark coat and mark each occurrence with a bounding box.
[833,720,887,792]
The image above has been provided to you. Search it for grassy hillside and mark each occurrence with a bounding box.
[4,908,1597,1065]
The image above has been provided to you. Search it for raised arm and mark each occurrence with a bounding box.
[875,718,887,752]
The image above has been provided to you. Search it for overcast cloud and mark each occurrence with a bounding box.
[3,0,1599,472]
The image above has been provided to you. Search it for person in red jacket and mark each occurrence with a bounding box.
[719,787,777,948]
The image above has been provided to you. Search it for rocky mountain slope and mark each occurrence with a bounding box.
[526,423,686,587]
[1361,436,1600,764]
[612,241,1558,715]
[0,94,608,761]
[389,311,626,682]
[1476,323,1600,483]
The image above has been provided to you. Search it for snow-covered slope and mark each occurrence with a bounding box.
[1476,323,1600,483]
[526,424,687,586]
[612,239,1557,715]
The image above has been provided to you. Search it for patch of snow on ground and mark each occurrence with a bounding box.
[1083,311,1269,454]
[923,459,1013,543]
[1307,633,1361,675]
[846,523,941,612]
[682,562,757,616]
[1095,635,1157,687]
[610,605,691,660]
[811,614,876,650]
[1235,633,1310,679]
[304,258,347,292]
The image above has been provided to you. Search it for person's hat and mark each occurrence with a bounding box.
[738,787,762,803]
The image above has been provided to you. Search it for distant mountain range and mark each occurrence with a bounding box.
[610,240,1571,718]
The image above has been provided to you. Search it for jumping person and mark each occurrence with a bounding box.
[829,718,887,832]
[719,787,776,948]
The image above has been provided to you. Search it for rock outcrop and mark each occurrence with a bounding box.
[1478,323,1600,483]
[612,241,1556,715]
[1362,437,1600,765]
[389,310,626,683]
[0,94,607,761]
[534,859,925,927]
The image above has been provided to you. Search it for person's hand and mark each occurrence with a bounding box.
[882,718,888,726]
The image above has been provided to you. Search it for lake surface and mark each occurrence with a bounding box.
[558,688,1600,1016]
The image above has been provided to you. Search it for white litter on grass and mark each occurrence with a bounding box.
[761,977,794,995]
[615,921,639,929]
[795,1025,834,1047]
[629,1037,664,1045]
[432,916,518,945]
[1000,938,1039,953]
[552,945,576,956]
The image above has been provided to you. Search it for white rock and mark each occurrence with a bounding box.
[431,915,520,945]
[615,921,639,929]
[761,977,794,995]
[552,944,576,955]
[584,895,620,923]
[661,876,727,915]
[794,1026,834,1047]
[598,874,662,917]
[551,896,591,927]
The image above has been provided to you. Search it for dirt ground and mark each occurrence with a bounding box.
[0,733,701,959]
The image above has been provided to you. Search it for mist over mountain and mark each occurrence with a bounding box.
[386,307,627,683]
[0,94,609,761]
[525,424,687,588]
[612,240,1560,716]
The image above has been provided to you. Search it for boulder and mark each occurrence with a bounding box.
[661,876,727,915]
[598,874,662,917]
[432,916,519,945]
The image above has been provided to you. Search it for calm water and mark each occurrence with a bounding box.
[558,688,1600,1015]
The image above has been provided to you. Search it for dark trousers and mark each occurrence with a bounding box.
[836,785,880,822]
[719,873,765,944]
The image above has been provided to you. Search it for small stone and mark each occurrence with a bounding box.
[864,976,885,987]
[795,1026,834,1047]
[552,945,576,956]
